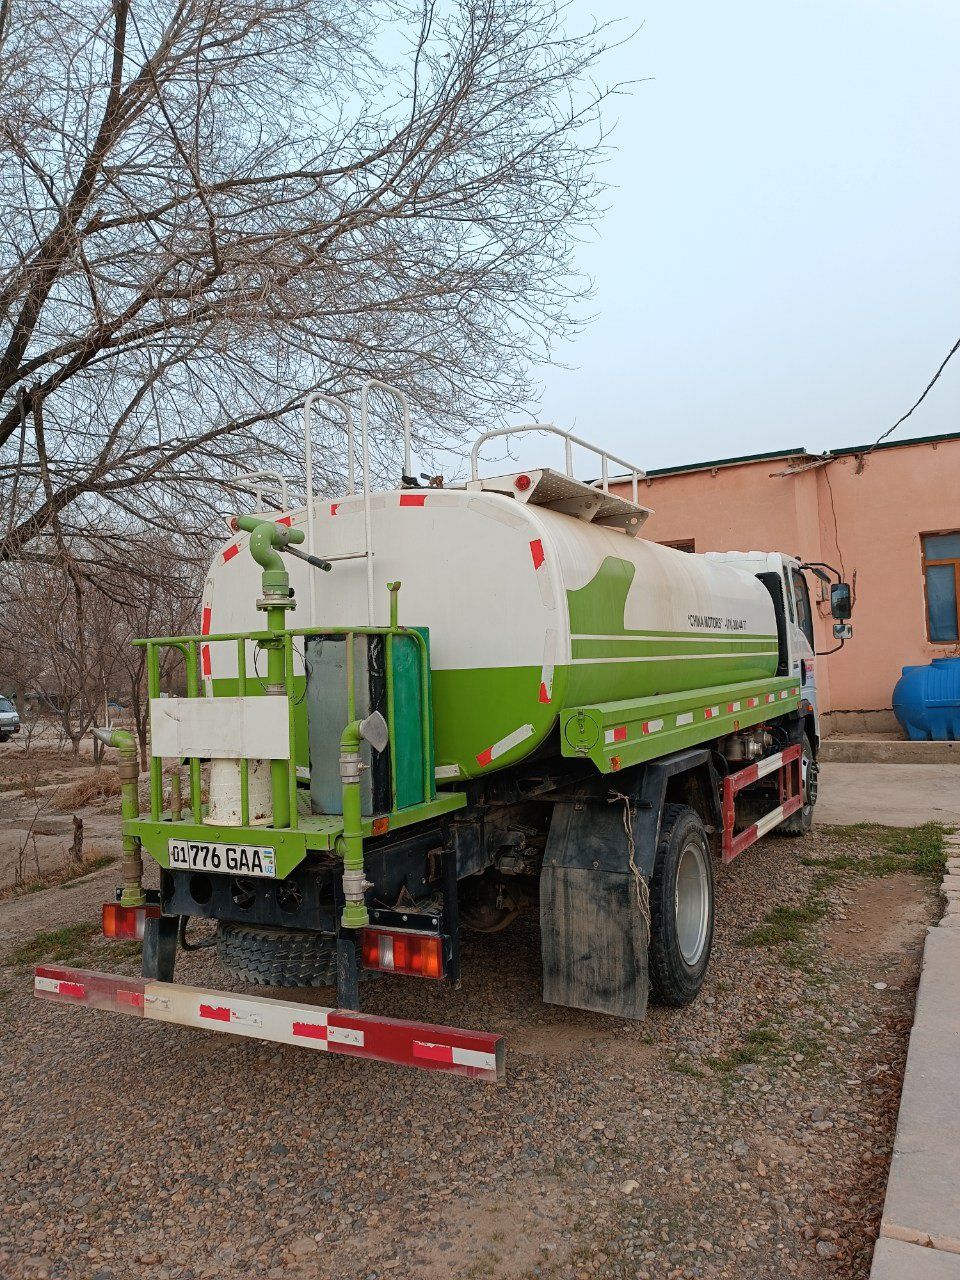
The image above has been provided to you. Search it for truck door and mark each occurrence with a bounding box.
[788,566,817,721]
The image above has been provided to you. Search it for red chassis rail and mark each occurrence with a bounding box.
[721,744,803,864]
[33,965,504,1083]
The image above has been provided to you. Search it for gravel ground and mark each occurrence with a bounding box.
[0,824,939,1280]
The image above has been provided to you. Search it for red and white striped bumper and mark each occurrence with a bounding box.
[33,966,504,1083]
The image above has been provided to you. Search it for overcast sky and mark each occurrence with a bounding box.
[500,0,960,476]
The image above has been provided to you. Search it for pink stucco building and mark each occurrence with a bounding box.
[615,431,960,732]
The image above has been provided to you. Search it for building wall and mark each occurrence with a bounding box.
[617,436,960,716]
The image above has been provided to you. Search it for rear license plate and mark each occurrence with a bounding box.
[168,840,277,878]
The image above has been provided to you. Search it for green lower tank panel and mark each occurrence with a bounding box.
[561,676,803,773]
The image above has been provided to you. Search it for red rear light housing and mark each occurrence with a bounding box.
[102,902,160,940]
[514,473,531,491]
[360,928,445,980]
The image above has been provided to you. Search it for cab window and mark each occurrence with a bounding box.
[791,569,814,648]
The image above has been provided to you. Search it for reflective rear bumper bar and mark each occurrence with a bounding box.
[34,965,504,1083]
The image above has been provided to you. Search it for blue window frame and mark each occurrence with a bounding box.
[922,533,960,644]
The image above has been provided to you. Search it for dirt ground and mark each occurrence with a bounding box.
[0,741,124,893]
[0,740,944,1280]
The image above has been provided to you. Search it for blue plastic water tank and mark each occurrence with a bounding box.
[893,657,960,741]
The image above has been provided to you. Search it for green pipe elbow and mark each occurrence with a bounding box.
[235,514,304,575]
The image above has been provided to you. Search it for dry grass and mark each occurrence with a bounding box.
[0,846,116,901]
[53,770,121,811]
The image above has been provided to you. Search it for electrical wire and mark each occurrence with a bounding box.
[822,464,845,579]
[861,333,960,460]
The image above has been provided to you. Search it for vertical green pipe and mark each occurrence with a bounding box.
[185,640,202,823]
[264,600,290,830]
[169,769,181,821]
[284,633,297,831]
[236,638,249,826]
[94,727,145,908]
[146,642,162,821]
[338,715,368,929]
[345,631,356,721]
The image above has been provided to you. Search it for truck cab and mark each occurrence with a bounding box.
[704,551,819,742]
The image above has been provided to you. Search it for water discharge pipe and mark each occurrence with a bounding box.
[235,515,305,828]
[337,709,389,929]
[338,716,368,929]
[92,727,145,908]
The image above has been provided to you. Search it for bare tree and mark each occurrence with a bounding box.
[0,0,618,566]
[0,522,208,758]
[0,556,126,756]
[109,533,206,766]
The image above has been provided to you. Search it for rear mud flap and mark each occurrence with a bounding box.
[540,798,650,1021]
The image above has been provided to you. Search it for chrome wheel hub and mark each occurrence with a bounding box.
[675,838,710,966]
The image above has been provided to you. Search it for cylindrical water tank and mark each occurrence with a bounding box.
[205,489,780,779]
[893,657,960,741]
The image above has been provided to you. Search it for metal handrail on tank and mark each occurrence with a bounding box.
[233,470,293,514]
[469,424,645,505]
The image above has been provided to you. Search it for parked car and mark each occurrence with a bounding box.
[0,696,21,742]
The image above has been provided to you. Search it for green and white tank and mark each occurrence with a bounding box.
[203,486,780,781]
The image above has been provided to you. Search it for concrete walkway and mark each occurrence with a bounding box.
[816,762,960,828]
[869,832,960,1277]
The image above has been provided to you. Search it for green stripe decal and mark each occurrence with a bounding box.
[572,638,777,660]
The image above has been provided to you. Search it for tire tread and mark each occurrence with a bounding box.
[648,803,714,1007]
[217,922,336,987]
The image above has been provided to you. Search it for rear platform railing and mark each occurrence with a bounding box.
[139,621,432,831]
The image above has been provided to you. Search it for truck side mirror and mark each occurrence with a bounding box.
[830,583,852,619]
[833,622,853,640]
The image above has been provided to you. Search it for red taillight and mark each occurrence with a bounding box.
[514,473,531,491]
[102,902,160,940]
[360,928,445,980]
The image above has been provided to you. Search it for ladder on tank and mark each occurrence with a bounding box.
[302,379,412,628]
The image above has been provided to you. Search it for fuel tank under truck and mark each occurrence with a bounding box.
[204,486,780,782]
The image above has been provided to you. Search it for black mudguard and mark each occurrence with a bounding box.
[539,748,720,1020]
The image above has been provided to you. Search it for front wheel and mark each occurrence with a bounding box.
[780,733,816,835]
[648,804,715,1006]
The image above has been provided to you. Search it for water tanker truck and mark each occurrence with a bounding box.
[34,386,855,1082]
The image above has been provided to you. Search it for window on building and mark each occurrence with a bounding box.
[659,539,695,553]
[922,532,960,643]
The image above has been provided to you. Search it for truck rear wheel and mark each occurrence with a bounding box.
[648,804,714,1006]
[780,733,816,836]
[217,922,336,988]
